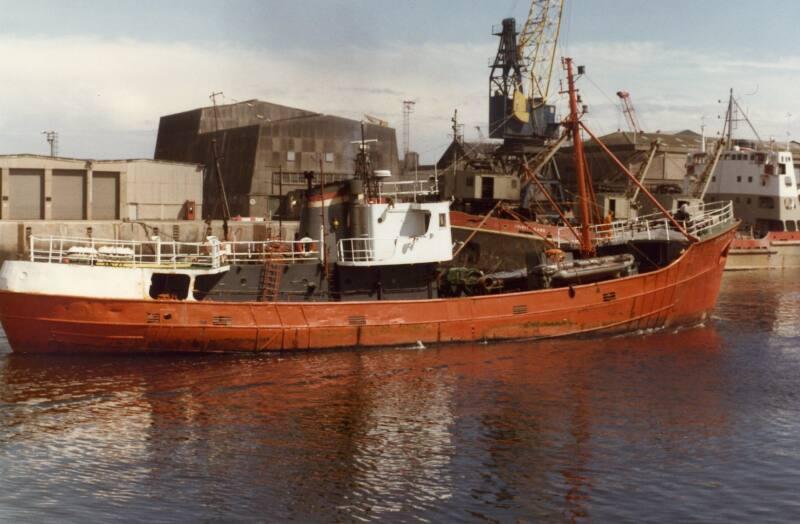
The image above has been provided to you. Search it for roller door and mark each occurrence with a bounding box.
[52,170,86,219]
[92,171,119,219]
[9,169,44,219]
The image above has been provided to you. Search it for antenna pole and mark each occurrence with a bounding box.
[42,131,58,157]
[210,91,232,240]
[402,100,416,159]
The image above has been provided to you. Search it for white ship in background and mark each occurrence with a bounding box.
[685,90,800,269]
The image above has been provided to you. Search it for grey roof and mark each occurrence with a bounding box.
[0,154,202,167]
[585,130,703,151]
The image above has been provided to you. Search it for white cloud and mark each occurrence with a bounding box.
[0,35,798,162]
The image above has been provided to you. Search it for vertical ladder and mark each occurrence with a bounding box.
[260,260,284,302]
[324,264,339,300]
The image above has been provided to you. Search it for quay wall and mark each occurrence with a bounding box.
[0,220,300,263]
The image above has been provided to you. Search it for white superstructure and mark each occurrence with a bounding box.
[687,145,800,234]
[337,179,453,266]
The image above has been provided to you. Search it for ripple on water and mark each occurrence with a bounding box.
[0,271,799,521]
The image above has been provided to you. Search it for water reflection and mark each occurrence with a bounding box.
[0,327,729,520]
[0,270,799,521]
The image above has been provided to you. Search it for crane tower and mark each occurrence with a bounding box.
[489,0,563,141]
[616,91,642,134]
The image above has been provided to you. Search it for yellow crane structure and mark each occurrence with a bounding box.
[489,0,564,140]
[516,0,564,117]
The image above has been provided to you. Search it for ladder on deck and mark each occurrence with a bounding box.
[260,260,284,302]
[324,264,338,300]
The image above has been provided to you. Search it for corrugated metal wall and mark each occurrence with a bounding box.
[92,171,119,219]
[52,170,85,219]
[9,169,44,219]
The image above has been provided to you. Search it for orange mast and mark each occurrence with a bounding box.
[563,57,595,257]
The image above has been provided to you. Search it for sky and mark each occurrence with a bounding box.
[2,0,800,163]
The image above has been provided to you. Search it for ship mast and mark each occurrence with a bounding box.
[563,58,594,257]
[562,57,695,251]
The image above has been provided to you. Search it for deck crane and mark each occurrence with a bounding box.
[626,140,660,207]
[686,90,740,200]
[616,90,642,134]
[489,0,564,141]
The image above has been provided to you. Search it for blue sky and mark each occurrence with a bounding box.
[2,0,799,162]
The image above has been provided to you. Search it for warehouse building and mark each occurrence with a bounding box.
[0,155,203,220]
[154,100,400,219]
[558,130,704,193]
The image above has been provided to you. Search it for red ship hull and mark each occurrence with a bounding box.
[0,224,736,354]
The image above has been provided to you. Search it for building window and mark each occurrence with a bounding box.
[712,176,716,182]
[748,176,753,183]
[736,176,742,182]
[325,152,334,163]
[746,198,752,204]
[439,213,447,227]
[779,163,787,175]
[465,176,474,187]
[511,179,518,189]
[287,151,296,162]
[786,175,793,187]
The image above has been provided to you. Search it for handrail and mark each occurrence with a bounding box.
[586,201,735,247]
[27,235,323,269]
[378,179,438,201]
[337,237,398,263]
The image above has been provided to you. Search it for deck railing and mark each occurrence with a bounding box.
[378,178,438,202]
[337,237,397,263]
[28,234,323,269]
[588,200,735,246]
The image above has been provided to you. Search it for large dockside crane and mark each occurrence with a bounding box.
[489,0,564,142]
[484,0,569,219]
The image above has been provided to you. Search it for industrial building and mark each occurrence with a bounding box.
[154,100,400,219]
[436,131,707,193]
[0,155,203,221]
[558,130,704,193]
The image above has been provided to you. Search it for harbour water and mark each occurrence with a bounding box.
[1,270,798,522]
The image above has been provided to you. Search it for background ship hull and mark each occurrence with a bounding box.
[726,232,800,270]
[0,226,736,354]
